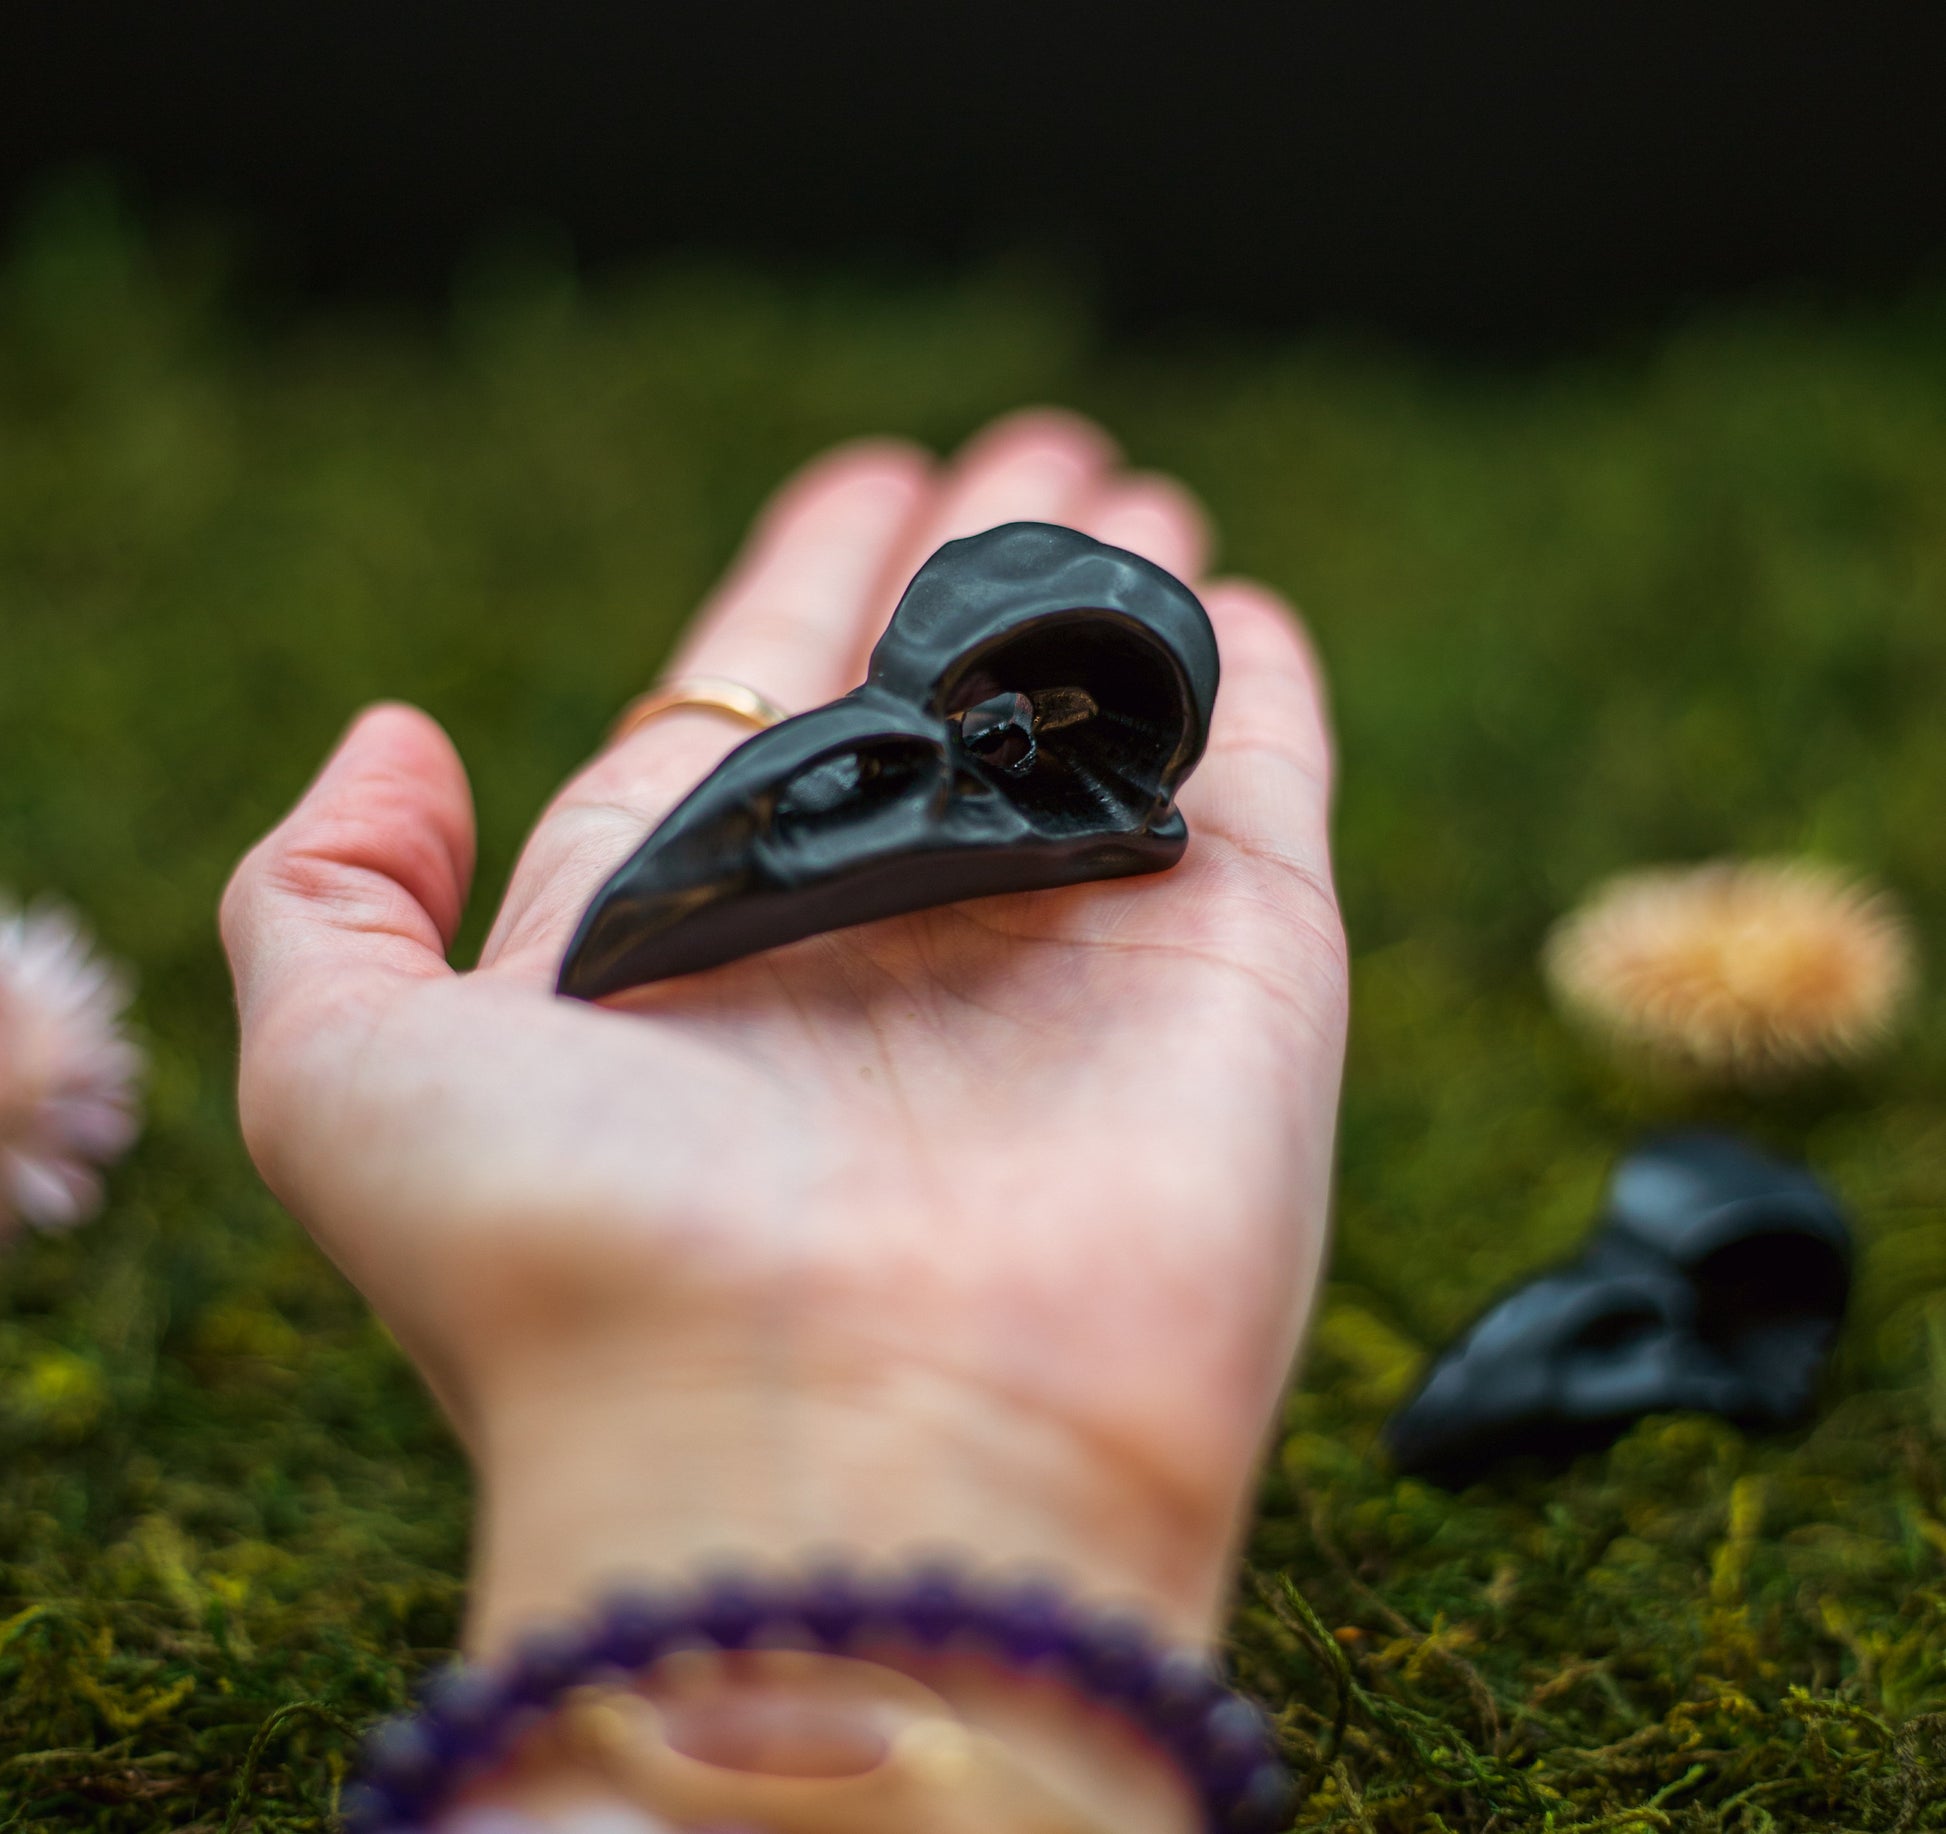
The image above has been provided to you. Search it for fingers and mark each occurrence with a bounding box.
[665,439,933,714]
[1078,469,1213,583]
[596,439,933,809]
[480,442,930,970]
[1181,579,1338,880]
[1061,456,1325,882]
[220,703,476,1036]
[480,406,1230,981]
[861,409,1119,678]
[482,410,1133,976]
[914,408,1119,550]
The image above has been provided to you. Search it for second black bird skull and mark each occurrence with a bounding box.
[1384,1132,1853,1485]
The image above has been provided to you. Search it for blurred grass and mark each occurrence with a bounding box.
[2,179,1945,1830]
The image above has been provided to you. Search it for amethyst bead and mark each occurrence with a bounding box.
[977,1575,1074,1665]
[503,1624,589,1707]
[419,1664,508,1765]
[695,1571,772,1649]
[1147,1647,1229,1735]
[1226,1760,1297,1832]
[590,1587,678,1669]
[798,1564,873,1648]
[1187,1695,1278,1794]
[357,1717,442,1812]
[1073,1610,1161,1704]
[894,1562,968,1646]
[335,1781,396,1834]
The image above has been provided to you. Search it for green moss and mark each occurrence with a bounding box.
[2,181,1944,1829]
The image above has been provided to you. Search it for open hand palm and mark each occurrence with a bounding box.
[222,411,1346,1639]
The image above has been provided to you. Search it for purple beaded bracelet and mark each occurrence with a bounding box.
[341,1560,1292,1834]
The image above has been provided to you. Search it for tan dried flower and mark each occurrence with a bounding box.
[1543,858,1917,1080]
[0,898,144,1238]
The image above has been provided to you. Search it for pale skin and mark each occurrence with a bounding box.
[220,410,1348,1832]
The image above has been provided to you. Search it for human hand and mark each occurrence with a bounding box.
[219,411,1346,1683]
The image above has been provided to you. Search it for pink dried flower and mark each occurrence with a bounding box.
[0,897,143,1238]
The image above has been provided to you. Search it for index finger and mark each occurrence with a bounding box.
[479,442,932,973]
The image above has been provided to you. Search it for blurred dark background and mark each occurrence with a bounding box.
[6,0,1946,350]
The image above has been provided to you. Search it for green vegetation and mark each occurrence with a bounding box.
[2,182,1944,1830]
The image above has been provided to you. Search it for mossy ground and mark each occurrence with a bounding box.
[2,184,1944,1831]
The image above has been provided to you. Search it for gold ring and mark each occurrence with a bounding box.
[611,676,790,744]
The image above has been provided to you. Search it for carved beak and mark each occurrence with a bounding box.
[1382,1260,1740,1483]
[557,691,1027,1000]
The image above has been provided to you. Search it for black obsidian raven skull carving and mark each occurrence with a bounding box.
[1384,1132,1852,1486]
[558,522,1219,999]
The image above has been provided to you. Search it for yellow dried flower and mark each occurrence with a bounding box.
[1543,858,1917,1080]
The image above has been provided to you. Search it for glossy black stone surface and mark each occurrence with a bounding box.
[1384,1132,1853,1485]
[559,522,1219,999]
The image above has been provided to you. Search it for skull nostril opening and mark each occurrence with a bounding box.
[1567,1303,1666,1354]
[771,740,938,833]
[956,691,1038,776]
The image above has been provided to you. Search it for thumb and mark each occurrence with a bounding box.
[221,703,476,1041]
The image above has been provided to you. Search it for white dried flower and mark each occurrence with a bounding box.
[0,897,144,1237]
[1543,858,1918,1082]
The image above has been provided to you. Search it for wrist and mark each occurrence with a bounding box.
[462,1319,1235,1660]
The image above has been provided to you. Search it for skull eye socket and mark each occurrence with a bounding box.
[771,739,939,832]
[943,618,1188,833]
[1689,1231,1848,1348]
